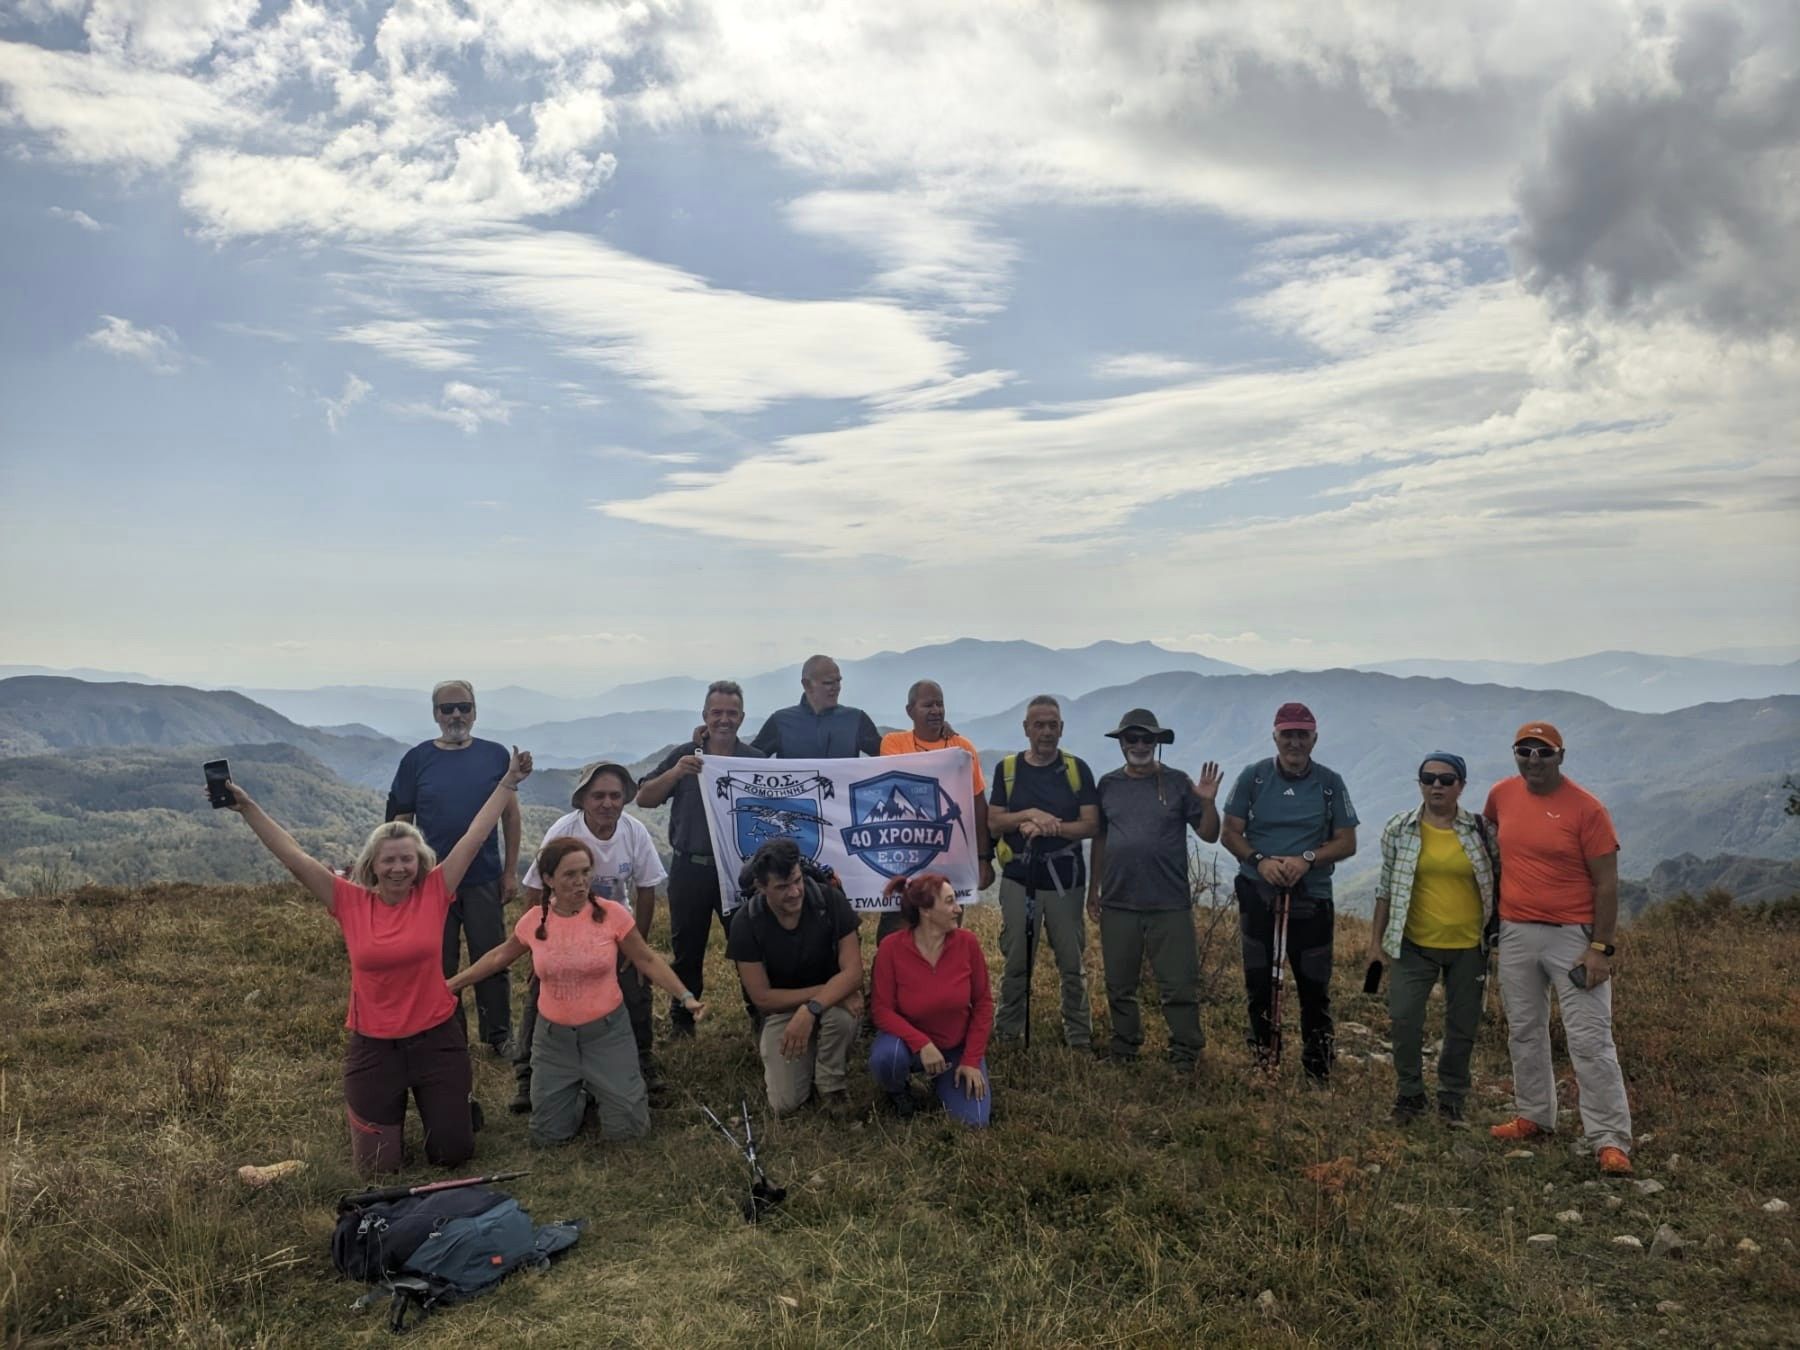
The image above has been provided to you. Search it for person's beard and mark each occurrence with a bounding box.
[440,723,472,745]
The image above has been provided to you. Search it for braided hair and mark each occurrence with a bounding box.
[533,836,603,939]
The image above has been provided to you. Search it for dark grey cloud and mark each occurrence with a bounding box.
[1510,1,1800,335]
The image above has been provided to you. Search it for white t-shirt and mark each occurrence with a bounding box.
[522,810,668,912]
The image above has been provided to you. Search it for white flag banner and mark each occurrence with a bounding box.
[699,749,981,912]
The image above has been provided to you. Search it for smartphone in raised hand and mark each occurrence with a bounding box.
[203,758,233,809]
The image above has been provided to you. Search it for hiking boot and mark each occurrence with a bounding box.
[819,1089,854,1122]
[1597,1146,1634,1176]
[509,1081,532,1114]
[1392,1093,1428,1125]
[469,1097,485,1134]
[1437,1097,1466,1125]
[1489,1116,1550,1143]
[888,1089,917,1120]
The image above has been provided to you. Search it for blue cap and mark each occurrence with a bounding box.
[1419,751,1467,781]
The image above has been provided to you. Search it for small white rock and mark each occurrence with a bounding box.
[1367,1051,1393,1066]
[1444,1206,1473,1216]
[1256,1289,1277,1311]
[1634,1179,1666,1196]
[1649,1224,1684,1260]
[1665,1154,1681,1170]
[1555,1209,1583,1225]
[1363,1163,1381,1176]
[1763,1198,1790,1214]
[1737,1238,1761,1255]
[1611,1234,1643,1249]
[1655,1300,1682,1314]
[1543,1182,1556,1195]
[1582,1180,1599,1190]
[1637,1132,1655,1144]
[1505,1149,1534,1160]
[244,989,263,1006]
[1339,1021,1372,1037]
[1525,1233,1557,1250]
[1603,1196,1624,1211]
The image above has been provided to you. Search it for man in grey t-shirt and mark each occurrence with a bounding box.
[1086,708,1222,1069]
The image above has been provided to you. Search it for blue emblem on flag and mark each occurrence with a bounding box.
[842,770,963,878]
[716,769,831,863]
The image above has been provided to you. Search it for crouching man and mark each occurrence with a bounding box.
[727,838,864,1120]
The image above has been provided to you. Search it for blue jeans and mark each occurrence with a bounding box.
[868,1032,992,1128]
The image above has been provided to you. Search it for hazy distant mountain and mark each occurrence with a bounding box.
[1634,852,1800,910]
[0,664,166,684]
[483,711,716,767]
[0,677,401,790]
[1359,651,1800,714]
[960,670,1800,883]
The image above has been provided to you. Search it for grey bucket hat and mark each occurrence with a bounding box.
[570,760,638,808]
[1104,708,1174,744]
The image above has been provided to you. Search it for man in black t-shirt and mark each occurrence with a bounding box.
[726,839,864,1119]
[986,694,1100,1049]
[637,679,765,1036]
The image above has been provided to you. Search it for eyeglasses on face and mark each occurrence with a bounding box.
[1513,744,1558,761]
[436,702,474,716]
[1120,732,1157,746]
[1418,772,1462,787]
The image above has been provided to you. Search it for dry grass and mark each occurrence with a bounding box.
[2,883,1796,1347]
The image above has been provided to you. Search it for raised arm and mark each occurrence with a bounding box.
[440,748,533,894]
[218,782,337,908]
[448,935,529,993]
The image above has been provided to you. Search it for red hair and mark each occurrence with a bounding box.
[881,872,953,929]
[533,837,604,940]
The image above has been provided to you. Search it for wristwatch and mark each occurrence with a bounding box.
[1301,850,1317,865]
[804,999,825,1018]
[1589,941,1616,957]
[1251,852,1268,866]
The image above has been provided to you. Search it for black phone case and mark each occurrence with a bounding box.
[203,760,233,809]
[1363,959,1384,994]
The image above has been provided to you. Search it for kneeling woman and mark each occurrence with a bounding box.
[870,873,993,1127]
[451,837,704,1145]
[222,748,533,1174]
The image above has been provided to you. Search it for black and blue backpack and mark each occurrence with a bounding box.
[332,1184,583,1332]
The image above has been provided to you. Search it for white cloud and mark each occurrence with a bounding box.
[334,318,476,370]
[320,372,371,432]
[590,445,701,466]
[83,314,184,373]
[0,39,235,166]
[82,0,261,68]
[869,369,1015,413]
[392,380,511,434]
[1093,353,1204,382]
[46,205,104,230]
[786,190,1018,312]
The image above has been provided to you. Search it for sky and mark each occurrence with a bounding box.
[1,0,1796,695]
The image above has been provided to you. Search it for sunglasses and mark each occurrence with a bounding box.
[436,702,474,716]
[1419,773,1462,787]
[1120,732,1157,746]
[1513,744,1559,760]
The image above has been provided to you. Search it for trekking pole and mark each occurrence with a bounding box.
[1022,838,1040,1052]
[698,1098,787,1222]
[335,1170,529,1213]
[1267,887,1292,1072]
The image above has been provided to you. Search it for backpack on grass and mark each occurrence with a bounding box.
[332,1184,583,1332]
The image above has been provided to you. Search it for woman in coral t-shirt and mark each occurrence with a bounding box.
[870,872,994,1127]
[220,748,534,1174]
[451,836,705,1145]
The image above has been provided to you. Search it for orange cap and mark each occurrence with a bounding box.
[1512,721,1564,750]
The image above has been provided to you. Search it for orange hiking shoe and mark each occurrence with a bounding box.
[1597,1146,1634,1176]
[1489,1116,1550,1143]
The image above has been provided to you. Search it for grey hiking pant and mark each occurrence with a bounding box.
[995,877,1092,1048]
[1387,940,1484,1104]
[1099,907,1204,1065]
[528,1003,650,1146]
[758,1006,858,1114]
[1497,919,1632,1154]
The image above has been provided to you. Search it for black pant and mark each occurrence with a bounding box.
[1235,875,1335,1078]
[442,878,509,1051]
[515,959,654,1087]
[668,854,726,1033]
[344,1014,473,1174]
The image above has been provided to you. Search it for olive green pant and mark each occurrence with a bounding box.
[995,877,1092,1048]
[1387,940,1484,1104]
[1099,907,1204,1065]
[528,1003,650,1146]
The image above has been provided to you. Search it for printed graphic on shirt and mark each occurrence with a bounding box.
[841,769,967,878]
[715,766,834,863]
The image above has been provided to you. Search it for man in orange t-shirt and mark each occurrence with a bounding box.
[877,679,994,941]
[1483,720,1633,1175]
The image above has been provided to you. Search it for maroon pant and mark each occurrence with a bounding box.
[343,1013,474,1175]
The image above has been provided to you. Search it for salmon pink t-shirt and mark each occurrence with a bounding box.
[1483,776,1619,924]
[513,900,636,1028]
[331,869,457,1039]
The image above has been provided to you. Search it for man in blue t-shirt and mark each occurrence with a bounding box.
[1220,701,1359,1082]
[389,679,521,1055]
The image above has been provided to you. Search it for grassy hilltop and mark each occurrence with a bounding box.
[2,888,1796,1347]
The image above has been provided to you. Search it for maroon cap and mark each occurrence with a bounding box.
[1273,702,1317,731]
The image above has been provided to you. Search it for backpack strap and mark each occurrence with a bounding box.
[1059,752,1080,794]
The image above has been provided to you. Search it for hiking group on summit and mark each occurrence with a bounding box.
[216,654,1634,1180]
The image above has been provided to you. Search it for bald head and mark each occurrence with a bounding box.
[906,679,946,739]
[801,654,842,712]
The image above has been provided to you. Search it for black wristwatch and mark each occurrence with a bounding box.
[1589,941,1616,958]
[1250,852,1268,866]
[804,999,825,1018]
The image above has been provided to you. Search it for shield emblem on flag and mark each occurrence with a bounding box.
[731,791,827,862]
[842,770,958,878]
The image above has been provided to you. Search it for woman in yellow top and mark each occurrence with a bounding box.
[1368,752,1498,1125]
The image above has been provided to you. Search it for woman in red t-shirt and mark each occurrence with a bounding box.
[870,872,993,1127]
[221,748,534,1174]
[450,836,705,1145]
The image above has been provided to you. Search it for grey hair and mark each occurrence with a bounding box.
[704,679,744,707]
[431,679,476,704]
[352,821,438,889]
[801,654,837,681]
[1025,694,1061,716]
[906,679,942,708]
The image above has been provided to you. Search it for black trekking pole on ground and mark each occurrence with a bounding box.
[1021,838,1040,1052]
[336,1170,529,1214]
[1267,886,1292,1072]
[700,1097,787,1223]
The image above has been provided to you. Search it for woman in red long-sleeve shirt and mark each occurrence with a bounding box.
[870,872,993,1126]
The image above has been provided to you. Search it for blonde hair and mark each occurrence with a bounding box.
[352,821,438,889]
